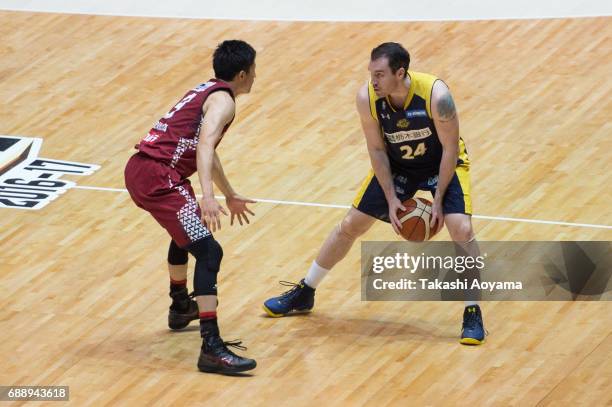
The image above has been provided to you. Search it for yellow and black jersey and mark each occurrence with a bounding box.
[368,70,468,178]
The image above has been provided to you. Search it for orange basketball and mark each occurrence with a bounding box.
[397,197,440,241]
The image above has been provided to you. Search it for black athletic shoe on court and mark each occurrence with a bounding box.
[460,304,486,345]
[263,279,315,317]
[198,336,257,374]
[168,288,199,330]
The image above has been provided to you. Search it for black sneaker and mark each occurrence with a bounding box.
[198,336,257,374]
[262,279,315,317]
[168,288,198,330]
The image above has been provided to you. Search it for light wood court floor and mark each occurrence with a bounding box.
[0,10,611,406]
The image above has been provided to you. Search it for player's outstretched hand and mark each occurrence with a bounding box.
[387,196,406,235]
[201,196,228,232]
[226,194,256,226]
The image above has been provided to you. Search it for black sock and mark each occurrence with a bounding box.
[170,278,187,294]
[169,282,189,312]
[199,314,219,338]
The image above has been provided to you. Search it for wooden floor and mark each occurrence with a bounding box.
[0,10,611,406]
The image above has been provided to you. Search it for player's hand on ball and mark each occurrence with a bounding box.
[226,194,256,226]
[201,196,228,232]
[388,196,407,235]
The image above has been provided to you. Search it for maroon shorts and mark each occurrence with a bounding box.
[124,153,211,248]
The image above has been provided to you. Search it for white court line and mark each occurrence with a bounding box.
[470,215,611,230]
[72,185,612,230]
[74,185,127,193]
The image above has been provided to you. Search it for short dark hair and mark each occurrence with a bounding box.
[213,40,256,81]
[370,42,410,76]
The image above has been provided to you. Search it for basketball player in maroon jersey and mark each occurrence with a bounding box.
[125,40,257,374]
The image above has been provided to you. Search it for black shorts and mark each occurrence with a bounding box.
[352,162,472,222]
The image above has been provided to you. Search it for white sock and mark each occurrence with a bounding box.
[464,301,479,307]
[304,261,329,289]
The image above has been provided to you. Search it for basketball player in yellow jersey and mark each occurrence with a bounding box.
[264,42,485,345]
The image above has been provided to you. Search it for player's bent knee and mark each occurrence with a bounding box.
[338,216,368,240]
[168,240,189,265]
[186,237,224,273]
[449,220,474,242]
[188,237,223,296]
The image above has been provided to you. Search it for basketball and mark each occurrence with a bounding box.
[397,197,439,241]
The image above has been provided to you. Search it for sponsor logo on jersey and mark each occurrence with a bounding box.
[194,81,216,92]
[0,135,99,210]
[405,109,428,118]
[394,175,408,183]
[384,128,433,144]
[153,121,168,132]
[427,175,439,186]
[143,133,159,143]
[397,118,410,129]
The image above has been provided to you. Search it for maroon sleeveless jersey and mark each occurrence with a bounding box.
[136,79,234,179]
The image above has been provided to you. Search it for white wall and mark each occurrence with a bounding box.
[0,0,610,21]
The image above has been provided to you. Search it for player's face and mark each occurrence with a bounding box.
[368,57,404,97]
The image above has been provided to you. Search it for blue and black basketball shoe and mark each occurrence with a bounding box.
[460,304,486,345]
[263,279,315,317]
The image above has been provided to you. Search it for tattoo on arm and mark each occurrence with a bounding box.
[437,92,457,121]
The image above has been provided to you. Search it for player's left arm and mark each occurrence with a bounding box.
[198,91,255,230]
[211,151,235,197]
[431,80,460,232]
[212,151,255,226]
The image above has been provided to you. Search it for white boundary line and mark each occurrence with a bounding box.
[73,185,126,193]
[72,185,612,230]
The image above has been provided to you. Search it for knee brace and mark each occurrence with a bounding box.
[167,240,189,265]
[186,237,224,296]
